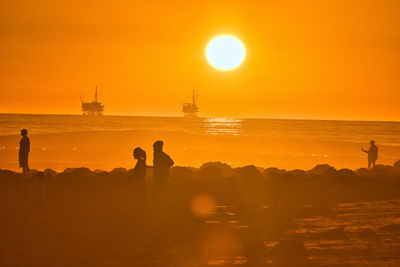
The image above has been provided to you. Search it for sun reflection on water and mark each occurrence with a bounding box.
[203,118,243,135]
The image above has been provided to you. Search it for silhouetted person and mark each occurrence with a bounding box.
[129,147,147,219]
[151,140,174,210]
[362,140,378,169]
[19,129,30,176]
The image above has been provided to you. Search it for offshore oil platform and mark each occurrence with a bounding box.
[182,91,199,117]
[80,86,104,116]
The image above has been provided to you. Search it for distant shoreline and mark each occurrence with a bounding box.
[0,112,399,123]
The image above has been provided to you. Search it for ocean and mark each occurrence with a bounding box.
[1,113,399,171]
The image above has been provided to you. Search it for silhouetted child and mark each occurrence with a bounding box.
[151,140,174,210]
[362,140,378,169]
[129,147,147,219]
[19,128,30,176]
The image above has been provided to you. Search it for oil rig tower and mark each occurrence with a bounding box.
[182,91,199,117]
[80,86,104,116]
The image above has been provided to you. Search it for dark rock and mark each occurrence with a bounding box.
[170,166,195,181]
[355,168,369,177]
[309,164,336,176]
[263,167,286,179]
[43,168,57,176]
[337,168,356,179]
[0,169,16,177]
[196,165,223,179]
[63,167,93,176]
[234,165,263,180]
[199,161,233,176]
[393,160,400,169]
[111,167,127,174]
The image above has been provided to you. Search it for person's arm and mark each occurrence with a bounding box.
[166,154,174,168]
[361,148,369,153]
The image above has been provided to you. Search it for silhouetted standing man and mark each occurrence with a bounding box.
[19,129,30,176]
[151,140,174,210]
[362,140,378,169]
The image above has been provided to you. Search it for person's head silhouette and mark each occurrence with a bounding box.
[133,147,146,161]
[153,140,163,152]
[370,140,375,145]
[20,129,28,137]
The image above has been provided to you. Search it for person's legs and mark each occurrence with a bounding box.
[22,164,30,176]
[26,156,30,174]
[368,159,372,169]
[372,160,376,168]
[20,154,29,176]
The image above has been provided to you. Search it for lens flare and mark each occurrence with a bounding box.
[190,193,217,218]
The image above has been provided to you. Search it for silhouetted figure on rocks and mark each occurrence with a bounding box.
[19,129,30,176]
[362,140,378,169]
[129,147,147,219]
[151,140,174,210]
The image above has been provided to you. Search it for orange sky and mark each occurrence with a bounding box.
[0,0,399,120]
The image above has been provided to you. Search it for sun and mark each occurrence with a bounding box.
[206,35,246,71]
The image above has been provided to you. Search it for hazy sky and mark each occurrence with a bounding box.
[0,0,399,120]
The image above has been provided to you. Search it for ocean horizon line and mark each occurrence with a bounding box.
[0,112,399,123]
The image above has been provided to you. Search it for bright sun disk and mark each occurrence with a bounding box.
[206,35,246,71]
